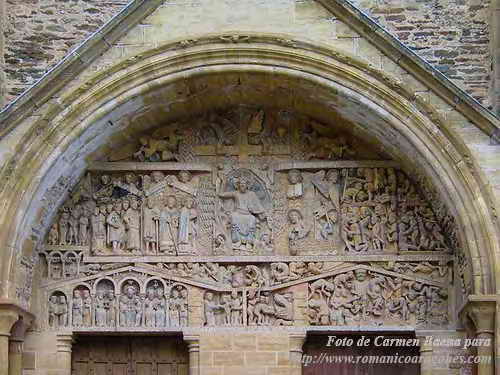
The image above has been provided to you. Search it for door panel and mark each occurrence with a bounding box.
[72,336,188,375]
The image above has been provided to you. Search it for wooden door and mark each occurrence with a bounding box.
[303,334,420,375]
[72,336,188,375]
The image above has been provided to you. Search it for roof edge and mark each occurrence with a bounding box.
[318,0,500,136]
[0,0,498,139]
[0,0,164,136]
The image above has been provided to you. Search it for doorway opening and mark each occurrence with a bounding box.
[72,336,188,375]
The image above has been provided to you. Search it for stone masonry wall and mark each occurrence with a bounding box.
[3,0,128,105]
[0,0,494,108]
[351,0,491,107]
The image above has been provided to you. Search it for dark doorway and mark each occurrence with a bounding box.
[303,333,420,375]
[72,336,188,375]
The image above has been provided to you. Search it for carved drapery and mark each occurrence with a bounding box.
[34,107,458,332]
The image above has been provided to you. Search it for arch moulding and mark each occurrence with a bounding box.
[0,33,498,313]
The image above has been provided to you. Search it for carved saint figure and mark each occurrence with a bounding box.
[123,199,141,253]
[218,178,266,251]
[287,169,303,199]
[58,211,70,245]
[143,198,159,253]
[203,292,222,326]
[72,290,83,326]
[167,170,197,196]
[94,289,110,327]
[178,196,198,255]
[157,196,179,254]
[287,209,310,254]
[78,210,89,246]
[82,289,92,326]
[48,295,60,328]
[119,284,142,327]
[154,287,167,327]
[144,289,157,328]
[48,224,59,245]
[91,206,106,252]
[106,203,124,252]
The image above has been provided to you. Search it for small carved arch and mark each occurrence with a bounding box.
[47,290,69,329]
[93,278,116,295]
[71,284,92,327]
[145,278,167,294]
[47,252,63,280]
[118,277,143,295]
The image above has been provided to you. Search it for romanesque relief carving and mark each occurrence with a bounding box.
[203,291,243,326]
[37,106,459,333]
[203,289,292,327]
[48,291,68,329]
[247,290,294,326]
[215,168,273,255]
[307,267,448,328]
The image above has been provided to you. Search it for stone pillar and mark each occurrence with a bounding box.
[0,310,19,375]
[184,335,200,375]
[417,335,433,375]
[8,339,22,375]
[289,331,307,375]
[56,333,74,375]
[462,300,495,375]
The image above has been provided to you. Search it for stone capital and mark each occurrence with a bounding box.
[460,300,496,335]
[56,333,74,353]
[183,334,200,352]
[0,309,19,336]
[289,331,307,353]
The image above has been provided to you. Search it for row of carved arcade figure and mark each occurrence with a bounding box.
[203,289,294,327]
[48,281,188,330]
[285,167,450,253]
[307,269,449,328]
[47,170,200,255]
[40,251,82,280]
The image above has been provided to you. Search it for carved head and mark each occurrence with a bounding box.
[59,295,66,304]
[205,292,214,301]
[277,126,287,138]
[183,196,195,209]
[151,171,165,183]
[74,290,81,298]
[155,287,164,298]
[122,199,130,211]
[50,295,58,304]
[166,195,177,209]
[171,288,179,298]
[288,209,302,224]
[147,289,155,299]
[130,199,139,210]
[124,173,135,184]
[125,285,136,298]
[236,178,249,192]
[231,290,238,299]
[106,203,113,214]
[146,198,154,209]
[288,169,302,184]
[178,170,192,183]
[83,290,90,298]
[101,175,111,185]
[326,169,339,183]
[354,269,368,282]
[114,201,122,213]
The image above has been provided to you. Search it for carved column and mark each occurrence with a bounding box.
[289,331,307,375]
[0,309,19,375]
[56,333,74,375]
[184,335,200,375]
[462,300,495,375]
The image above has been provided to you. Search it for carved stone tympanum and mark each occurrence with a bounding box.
[39,106,457,332]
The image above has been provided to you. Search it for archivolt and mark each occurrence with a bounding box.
[0,33,497,300]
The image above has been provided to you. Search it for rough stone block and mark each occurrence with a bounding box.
[233,334,257,351]
[201,334,232,351]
